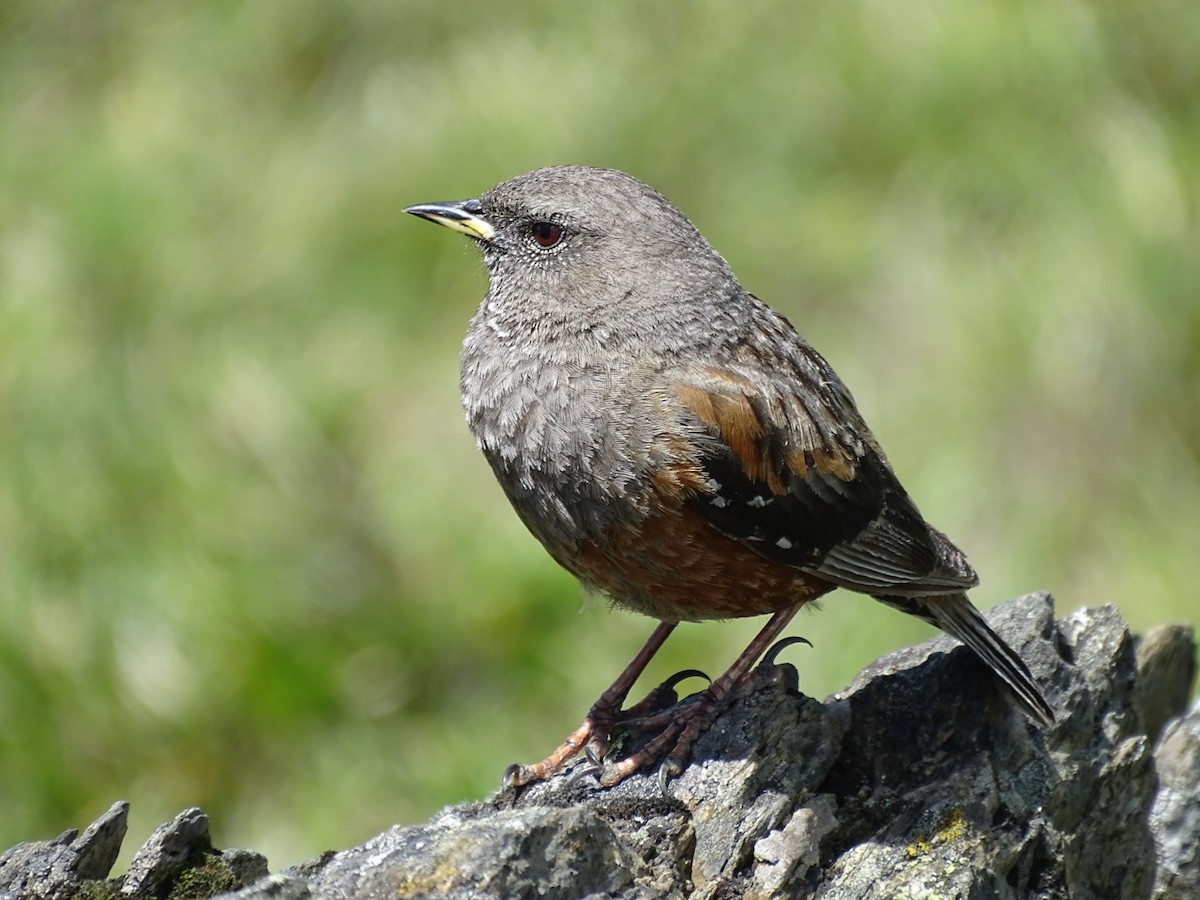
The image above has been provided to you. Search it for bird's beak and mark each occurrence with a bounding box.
[404,198,495,241]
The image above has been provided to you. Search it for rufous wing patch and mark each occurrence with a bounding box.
[787,445,856,482]
[675,380,786,493]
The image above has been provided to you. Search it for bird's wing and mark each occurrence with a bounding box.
[665,361,978,595]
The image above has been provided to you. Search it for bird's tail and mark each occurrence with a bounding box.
[877,592,1055,726]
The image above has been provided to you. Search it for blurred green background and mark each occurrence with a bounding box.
[1,0,1197,872]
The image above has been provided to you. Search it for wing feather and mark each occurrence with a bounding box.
[667,359,976,595]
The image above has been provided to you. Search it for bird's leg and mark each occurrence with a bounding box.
[503,620,677,788]
[596,603,803,788]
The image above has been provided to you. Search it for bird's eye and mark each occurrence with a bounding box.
[529,221,564,249]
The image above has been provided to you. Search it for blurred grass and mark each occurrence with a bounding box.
[1,0,1197,871]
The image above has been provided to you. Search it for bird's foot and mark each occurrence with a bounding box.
[501,668,709,790]
[583,639,810,788]
[584,686,720,789]
[502,717,601,788]
[503,613,810,791]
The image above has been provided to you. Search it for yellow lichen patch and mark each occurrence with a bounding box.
[935,808,969,845]
[905,835,934,858]
[904,808,969,858]
[392,854,463,897]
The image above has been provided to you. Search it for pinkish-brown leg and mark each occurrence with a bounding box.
[503,620,677,788]
[596,602,803,788]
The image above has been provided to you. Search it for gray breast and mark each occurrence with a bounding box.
[459,316,656,551]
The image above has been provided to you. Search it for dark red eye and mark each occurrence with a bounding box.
[530,221,564,248]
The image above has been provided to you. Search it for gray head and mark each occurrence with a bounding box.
[406,166,742,344]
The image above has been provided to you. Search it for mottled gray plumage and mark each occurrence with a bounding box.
[407,166,1053,785]
[459,169,747,558]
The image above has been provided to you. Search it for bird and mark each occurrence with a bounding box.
[405,165,1055,788]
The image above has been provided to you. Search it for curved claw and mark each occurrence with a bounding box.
[760,635,813,669]
[662,668,711,691]
[615,669,712,724]
[502,763,527,790]
[584,741,605,768]
[569,760,602,784]
[657,758,682,795]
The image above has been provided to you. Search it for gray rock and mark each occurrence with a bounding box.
[1136,624,1197,742]
[0,801,268,899]
[1151,700,1200,899]
[4,593,1195,899]
[0,800,128,900]
[120,806,213,896]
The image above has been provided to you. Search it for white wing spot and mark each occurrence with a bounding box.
[775,536,794,550]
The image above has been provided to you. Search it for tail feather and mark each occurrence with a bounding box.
[878,593,1055,726]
